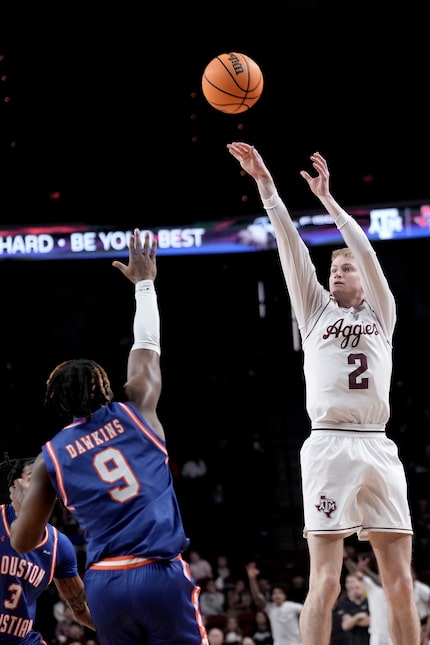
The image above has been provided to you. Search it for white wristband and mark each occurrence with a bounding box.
[131,280,161,355]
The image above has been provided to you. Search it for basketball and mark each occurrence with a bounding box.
[201,52,264,114]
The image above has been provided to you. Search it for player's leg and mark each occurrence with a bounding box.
[370,532,420,645]
[299,533,345,645]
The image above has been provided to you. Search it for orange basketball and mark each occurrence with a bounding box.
[201,52,264,114]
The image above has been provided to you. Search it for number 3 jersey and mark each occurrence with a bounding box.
[0,504,78,643]
[42,401,190,568]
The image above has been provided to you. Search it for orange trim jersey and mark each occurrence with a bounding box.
[0,504,78,644]
[42,401,190,568]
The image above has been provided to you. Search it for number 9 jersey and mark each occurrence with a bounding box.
[42,401,190,569]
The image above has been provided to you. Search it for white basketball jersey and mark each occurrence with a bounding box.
[262,194,396,432]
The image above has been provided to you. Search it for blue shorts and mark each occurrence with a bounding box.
[84,556,208,644]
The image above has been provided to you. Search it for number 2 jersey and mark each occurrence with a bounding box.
[0,504,78,643]
[41,401,190,568]
[262,193,396,431]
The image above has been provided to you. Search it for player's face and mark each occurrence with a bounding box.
[9,464,32,491]
[19,465,33,482]
[9,464,33,509]
[329,257,362,301]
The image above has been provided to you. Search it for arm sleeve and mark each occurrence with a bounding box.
[261,192,328,331]
[335,210,396,339]
[131,280,161,355]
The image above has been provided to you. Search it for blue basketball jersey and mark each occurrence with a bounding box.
[42,401,190,568]
[0,504,78,644]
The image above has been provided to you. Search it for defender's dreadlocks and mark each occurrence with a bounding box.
[45,359,112,423]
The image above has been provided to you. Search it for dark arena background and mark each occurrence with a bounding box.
[1,1,430,640]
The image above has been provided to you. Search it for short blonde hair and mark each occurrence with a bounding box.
[331,247,354,262]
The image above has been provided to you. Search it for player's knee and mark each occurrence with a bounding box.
[310,572,340,606]
[384,571,414,606]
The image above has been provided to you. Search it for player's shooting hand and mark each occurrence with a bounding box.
[227,142,270,180]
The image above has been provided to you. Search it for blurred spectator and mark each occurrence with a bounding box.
[252,610,273,645]
[200,578,226,618]
[344,550,392,645]
[208,626,225,645]
[188,549,214,585]
[53,598,67,623]
[246,562,303,645]
[55,605,76,644]
[256,576,272,604]
[224,615,243,643]
[64,620,86,644]
[214,553,233,592]
[226,578,253,617]
[333,573,370,645]
[288,574,308,604]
